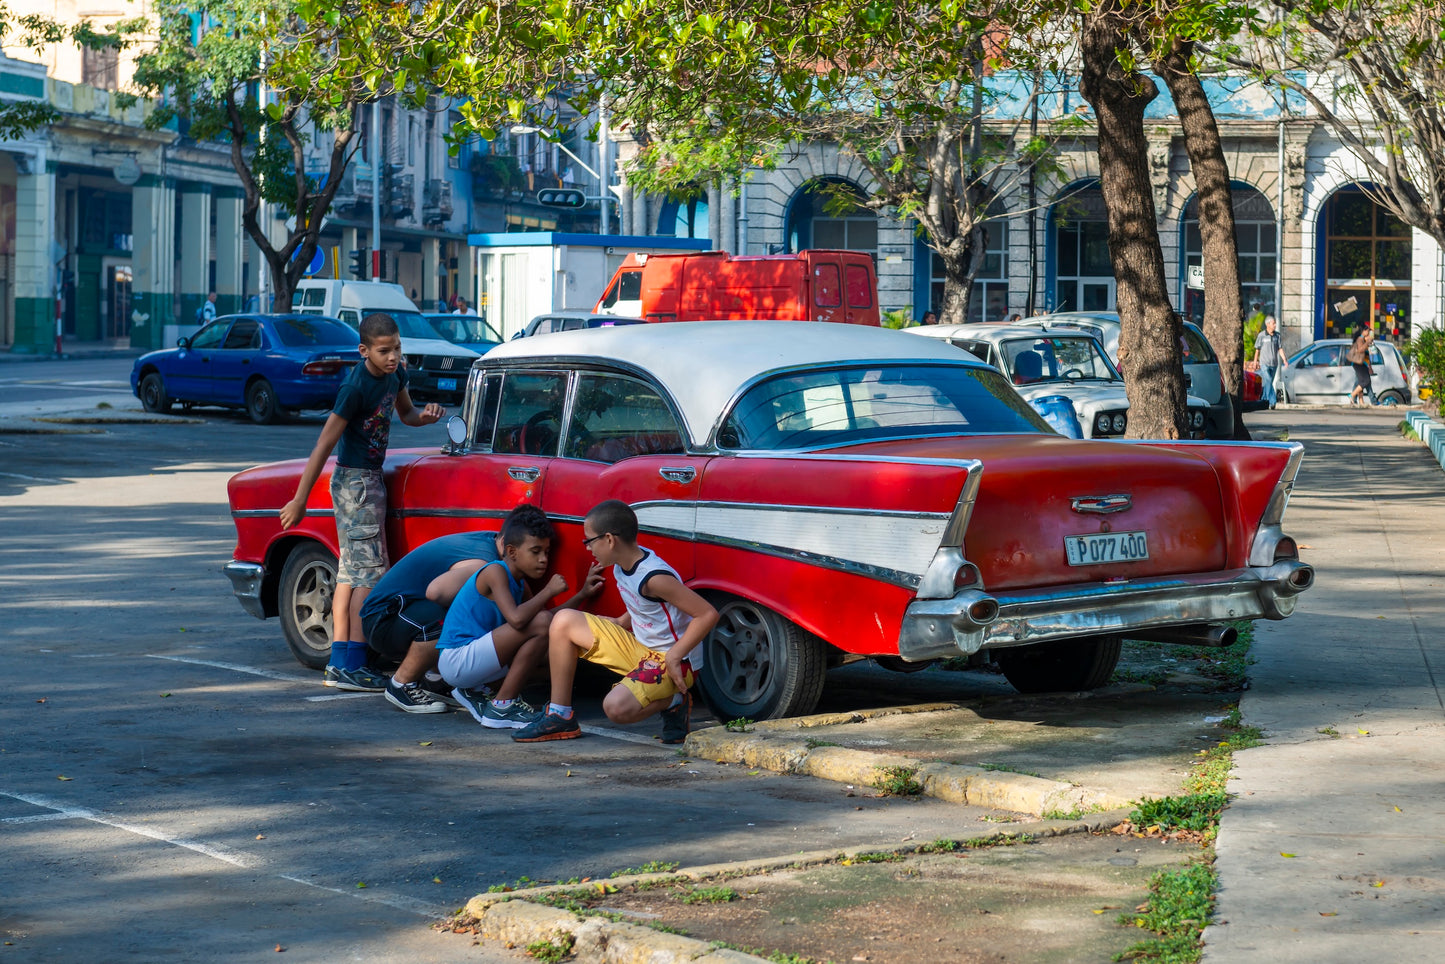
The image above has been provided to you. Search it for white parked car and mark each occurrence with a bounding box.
[905,324,1210,438]
[1279,338,1412,406]
[1017,311,1234,438]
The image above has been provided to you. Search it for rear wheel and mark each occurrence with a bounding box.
[1377,389,1406,406]
[139,373,173,413]
[278,543,336,669]
[994,635,1123,694]
[697,594,827,721]
[246,378,279,425]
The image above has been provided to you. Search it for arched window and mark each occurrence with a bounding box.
[1180,186,1277,326]
[785,178,877,256]
[1318,186,1412,342]
[657,193,710,240]
[1051,186,1113,312]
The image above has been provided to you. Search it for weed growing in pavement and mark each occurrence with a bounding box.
[97,401,113,409]
[709,943,825,964]
[963,832,1033,849]
[1129,794,1227,833]
[803,738,839,749]
[487,875,538,893]
[1399,420,1421,442]
[872,764,924,796]
[849,851,904,863]
[524,931,575,963]
[681,886,738,904]
[1317,726,1340,738]
[1112,666,1171,686]
[1042,803,1110,821]
[724,717,754,733]
[1115,861,1217,963]
[918,838,961,853]
[611,860,680,878]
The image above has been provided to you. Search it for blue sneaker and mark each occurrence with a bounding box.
[512,710,582,742]
[480,698,542,730]
[323,665,387,692]
[452,685,496,725]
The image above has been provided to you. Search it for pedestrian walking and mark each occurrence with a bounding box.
[1347,326,1377,406]
[1253,315,1282,409]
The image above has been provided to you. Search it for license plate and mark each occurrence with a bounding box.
[437,378,457,392]
[1064,530,1149,566]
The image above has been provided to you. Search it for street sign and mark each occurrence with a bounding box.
[1186,264,1204,290]
[536,188,587,208]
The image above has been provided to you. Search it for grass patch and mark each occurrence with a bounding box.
[611,860,680,878]
[1129,794,1227,833]
[977,762,1042,777]
[1115,862,1217,962]
[724,717,754,733]
[709,943,825,964]
[681,886,738,904]
[918,838,961,853]
[872,764,924,797]
[848,851,904,864]
[803,738,839,749]
[1399,420,1421,442]
[525,932,575,963]
[1317,726,1339,738]
[1112,667,1171,686]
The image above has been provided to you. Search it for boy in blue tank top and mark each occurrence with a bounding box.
[436,508,602,729]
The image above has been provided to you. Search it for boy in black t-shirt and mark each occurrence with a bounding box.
[280,313,445,690]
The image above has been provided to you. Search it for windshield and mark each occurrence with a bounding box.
[271,316,358,347]
[361,310,447,341]
[719,364,1053,450]
[1000,336,1119,385]
[427,314,504,345]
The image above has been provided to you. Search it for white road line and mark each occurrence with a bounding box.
[0,789,254,867]
[579,723,671,747]
[1,789,443,918]
[0,471,64,483]
[145,654,313,683]
[305,692,381,702]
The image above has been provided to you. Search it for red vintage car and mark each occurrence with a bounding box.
[225,322,1313,719]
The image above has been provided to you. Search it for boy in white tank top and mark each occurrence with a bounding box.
[513,500,718,744]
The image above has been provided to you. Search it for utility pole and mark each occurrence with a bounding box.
[371,99,382,279]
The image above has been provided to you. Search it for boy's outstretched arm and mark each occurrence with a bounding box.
[646,574,719,691]
[280,413,348,530]
[557,562,606,610]
[425,557,491,608]
[481,564,568,630]
[394,387,445,427]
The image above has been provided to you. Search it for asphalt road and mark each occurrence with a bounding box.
[0,357,139,418]
[0,398,1009,962]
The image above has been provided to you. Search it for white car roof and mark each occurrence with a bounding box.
[906,325,1104,345]
[479,321,986,440]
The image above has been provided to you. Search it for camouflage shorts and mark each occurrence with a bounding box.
[330,467,388,588]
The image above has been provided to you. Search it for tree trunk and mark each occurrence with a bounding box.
[934,222,988,325]
[1080,4,1188,440]
[1156,40,1250,439]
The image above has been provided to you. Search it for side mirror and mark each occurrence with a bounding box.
[177,336,191,349]
[445,414,468,448]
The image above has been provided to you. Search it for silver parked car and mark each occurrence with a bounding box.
[1279,338,1412,406]
[1018,311,1235,438]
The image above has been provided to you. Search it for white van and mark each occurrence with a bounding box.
[292,280,478,404]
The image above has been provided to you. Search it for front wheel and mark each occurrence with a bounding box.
[696,594,827,721]
[139,373,173,413]
[278,542,336,669]
[994,635,1122,694]
[246,378,279,425]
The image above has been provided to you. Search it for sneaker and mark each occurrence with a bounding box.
[385,679,449,714]
[419,675,462,708]
[323,665,388,692]
[480,698,542,730]
[660,692,692,745]
[452,685,496,725]
[512,710,582,742]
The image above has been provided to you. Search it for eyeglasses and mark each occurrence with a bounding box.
[581,532,610,547]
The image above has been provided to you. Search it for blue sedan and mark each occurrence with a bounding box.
[130,314,361,424]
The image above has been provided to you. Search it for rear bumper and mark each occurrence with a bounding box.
[224,561,267,619]
[898,559,1313,660]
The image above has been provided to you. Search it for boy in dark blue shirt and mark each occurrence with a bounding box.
[279,313,444,691]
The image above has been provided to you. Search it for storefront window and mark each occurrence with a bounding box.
[1181,187,1277,325]
[1322,187,1412,343]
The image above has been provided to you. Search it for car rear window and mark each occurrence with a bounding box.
[719,364,1052,450]
[273,317,358,346]
[1181,325,1217,365]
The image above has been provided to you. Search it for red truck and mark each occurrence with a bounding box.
[594,249,881,326]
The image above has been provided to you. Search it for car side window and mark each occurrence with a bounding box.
[1180,326,1216,364]
[1302,346,1340,368]
[949,340,991,363]
[223,320,261,350]
[339,309,360,328]
[1369,347,1383,365]
[492,371,568,457]
[564,373,684,463]
[189,321,229,350]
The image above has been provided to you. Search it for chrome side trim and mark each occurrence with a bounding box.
[898,559,1315,661]
[628,498,951,523]
[392,507,510,520]
[701,532,923,589]
[232,508,333,518]
[223,561,267,620]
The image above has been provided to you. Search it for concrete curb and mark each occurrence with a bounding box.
[0,411,205,433]
[1404,410,1445,472]
[458,814,1128,963]
[683,705,1131,816]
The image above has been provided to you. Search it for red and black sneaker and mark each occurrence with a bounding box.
[512,710,582,743]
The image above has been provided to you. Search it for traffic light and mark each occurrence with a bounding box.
[536,188,587,209]
[349,249,369,278]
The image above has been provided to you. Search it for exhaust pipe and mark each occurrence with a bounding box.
[1131,623,1239,648]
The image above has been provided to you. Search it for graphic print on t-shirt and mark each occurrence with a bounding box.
[361,387,397,464]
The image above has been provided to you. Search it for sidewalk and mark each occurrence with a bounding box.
[1205,410,1445,961]
[0,340,142,363]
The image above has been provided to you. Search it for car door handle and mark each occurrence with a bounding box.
[659,466,696,484]
[507,466,541,483]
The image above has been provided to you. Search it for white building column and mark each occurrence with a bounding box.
[178,182,212,327]
[11,156,56,352]
[131,175,176,350]
[214,188,244,314]
[422,237,441,310]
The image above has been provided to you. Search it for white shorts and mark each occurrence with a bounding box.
[437,633,507,690]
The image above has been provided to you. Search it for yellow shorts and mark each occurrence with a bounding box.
[582,613,696,709]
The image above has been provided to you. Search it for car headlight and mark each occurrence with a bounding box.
[1095,413,1111,434]
[1111,413,1127,433]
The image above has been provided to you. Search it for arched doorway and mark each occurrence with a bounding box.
[911,201,1011,323]
[1048,184,1113,312]
[784,178,877,256]
[1179,184,1277,325]
[657,193,709,240]
[1317,186,1412,343]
